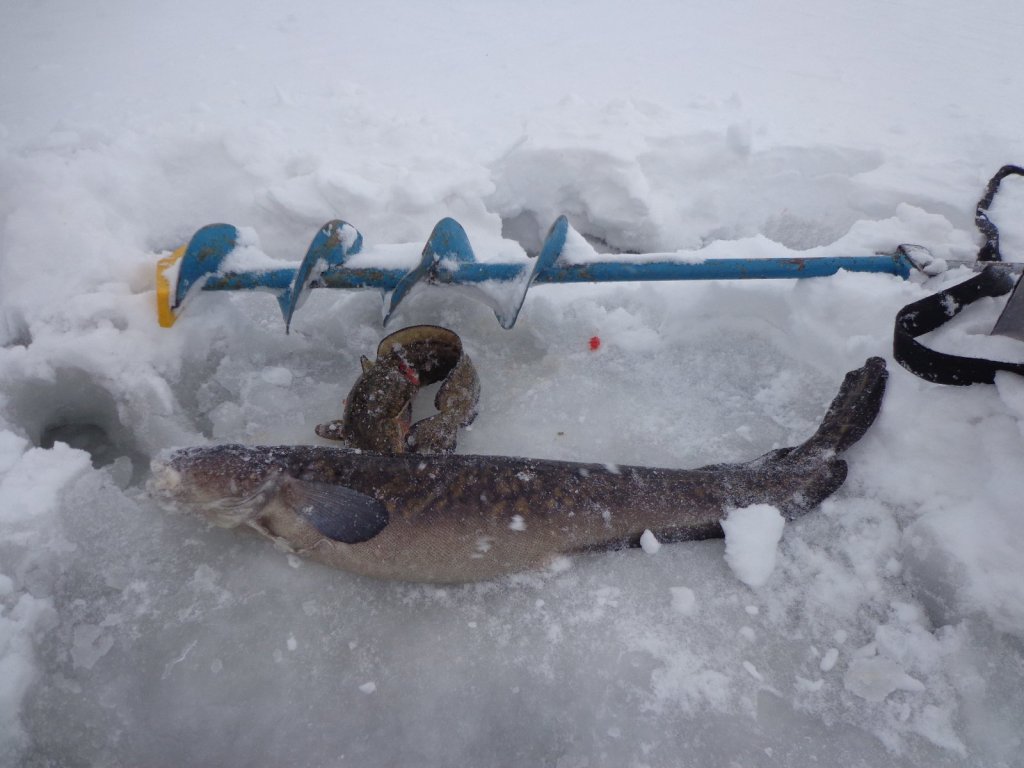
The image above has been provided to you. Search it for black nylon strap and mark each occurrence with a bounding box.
[893,165,1024,385]
[976,164,1024,262]
[893,266,1022,385]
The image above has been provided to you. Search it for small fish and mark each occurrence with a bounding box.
[315,325,479,454]
[149,358,887,583]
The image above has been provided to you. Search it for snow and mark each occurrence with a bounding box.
[670,586,697,616]
[3,1,1024,766]
[721,504,786,588]
[844,657,926,703]
[640,529,661,554]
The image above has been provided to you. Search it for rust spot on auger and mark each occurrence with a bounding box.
[195,245,219,263]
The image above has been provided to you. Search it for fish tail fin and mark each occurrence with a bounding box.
[776,457,848,520]
[734,358,884,520]
[788,356,888,462]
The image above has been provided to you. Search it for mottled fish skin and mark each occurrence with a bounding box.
[149,357,887,584]
[315,325,479,454]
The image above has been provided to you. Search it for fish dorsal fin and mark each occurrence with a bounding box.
[360,355,374,374]
[281,478,389,544]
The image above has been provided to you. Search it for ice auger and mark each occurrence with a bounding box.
[155,167,1023,333]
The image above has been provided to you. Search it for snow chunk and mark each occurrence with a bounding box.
[260,367,294,387]
[558,225,600,263]
[742,660,763,681]
[548,556,572,574]
[639,529,661,554]
[218,227,289,272]
[359,681,377,694]
[796,676,825,693]
[0,431,29,476]
[720,504,785,587]
[843,657,925,702]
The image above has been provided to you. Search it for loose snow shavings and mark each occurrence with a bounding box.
[261,367,293,387]
[218,227,290,272]
[720,504,785,588]
[509,515,526,531]
[359,682,377,694]
[796,676,825,693]
[941,294,960,317]
[742,661,763,681]
[843,657,925,702]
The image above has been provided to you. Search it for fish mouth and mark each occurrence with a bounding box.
[147,457,281,528]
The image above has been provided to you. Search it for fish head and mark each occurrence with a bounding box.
[148,445,291,528]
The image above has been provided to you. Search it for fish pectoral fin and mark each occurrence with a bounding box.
[314,420,346,441]
[281,478,389,544]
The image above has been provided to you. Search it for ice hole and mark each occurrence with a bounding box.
[1,310,31,348]
[6,368,148,485]
[39,422,117,461]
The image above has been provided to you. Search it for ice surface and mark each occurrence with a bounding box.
[3,0,1024,766]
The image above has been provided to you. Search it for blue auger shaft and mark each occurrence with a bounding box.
[198,254,911,291]
[156,216,918,330]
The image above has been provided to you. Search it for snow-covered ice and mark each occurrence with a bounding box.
[3,1,1024,766]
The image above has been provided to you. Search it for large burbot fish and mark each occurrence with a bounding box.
[149,357,887,583]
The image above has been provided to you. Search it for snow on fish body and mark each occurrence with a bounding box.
[148,358,887,583]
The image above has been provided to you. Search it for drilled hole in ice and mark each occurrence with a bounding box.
[6,368,149,486]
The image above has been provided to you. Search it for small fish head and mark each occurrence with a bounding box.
[148,445,288,528]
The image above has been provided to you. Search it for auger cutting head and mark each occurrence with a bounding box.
[156,216,570,332]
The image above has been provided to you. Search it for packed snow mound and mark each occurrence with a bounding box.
[721,504,786,588]
[4,1,1024,767]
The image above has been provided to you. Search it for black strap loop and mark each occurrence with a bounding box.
[894,265,1022,384]
[893,165,1024,384]
[976,165,1024,263]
